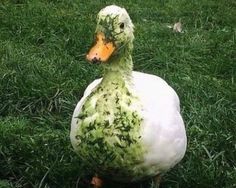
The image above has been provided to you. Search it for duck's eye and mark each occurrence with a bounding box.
[119,22,125,29]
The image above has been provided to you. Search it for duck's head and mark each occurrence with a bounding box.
[86,5,134,64]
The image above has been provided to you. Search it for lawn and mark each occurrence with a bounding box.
[0,0,235,187]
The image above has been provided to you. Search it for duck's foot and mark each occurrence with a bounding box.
[91,175,103,188]
[152,174,161,188]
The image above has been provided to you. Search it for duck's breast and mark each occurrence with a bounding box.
[70,77,147,181]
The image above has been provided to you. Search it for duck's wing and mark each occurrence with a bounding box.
[132,71,180,112]
[132,71,186,172]
[73,78,102,116]
[83,78,102,97]
[70,78,102,142]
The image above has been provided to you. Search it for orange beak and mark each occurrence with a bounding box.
[86,33,115,63]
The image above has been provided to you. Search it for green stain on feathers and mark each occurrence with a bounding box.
[74,80,145,179]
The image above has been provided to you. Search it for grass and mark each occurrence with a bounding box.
[0,0,235,187]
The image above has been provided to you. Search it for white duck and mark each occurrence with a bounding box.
[70,5,187,188]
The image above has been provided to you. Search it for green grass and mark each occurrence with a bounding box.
[0,0,235,187]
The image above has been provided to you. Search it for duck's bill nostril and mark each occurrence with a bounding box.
[86,32,115,63]
[91,57,101,64]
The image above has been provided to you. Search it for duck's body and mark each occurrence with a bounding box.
[71,71,186,181]
[70,5,186,185]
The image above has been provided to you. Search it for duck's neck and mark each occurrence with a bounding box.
[100,46,133,88]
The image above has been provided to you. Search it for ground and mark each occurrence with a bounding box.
[0,0,235,187]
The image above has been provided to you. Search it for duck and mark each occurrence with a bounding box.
[70,5,187,188]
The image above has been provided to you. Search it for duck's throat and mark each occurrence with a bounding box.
[101,52,133,88]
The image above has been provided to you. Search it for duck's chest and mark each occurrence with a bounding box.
[73,83,146,178]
